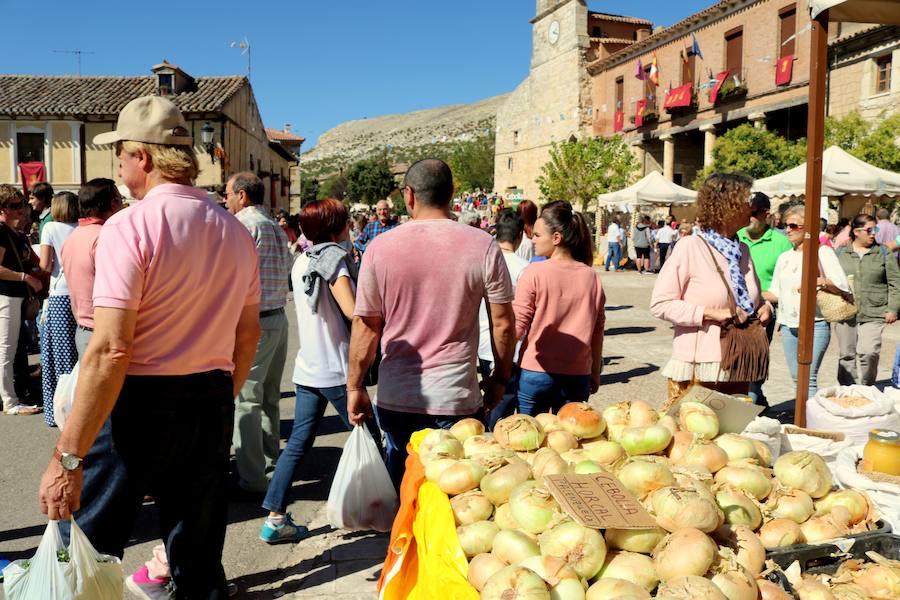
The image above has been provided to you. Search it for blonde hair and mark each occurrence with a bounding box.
[51,191,80,224]
[119,140,199,182]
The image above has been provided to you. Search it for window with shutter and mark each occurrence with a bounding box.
[725,27,743,73]
[779,5,797,58]
[17,133,44,164]
[615,76,624,110]
[875,55,892,94]
[682,52,695,86]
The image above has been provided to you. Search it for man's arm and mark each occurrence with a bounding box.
[347,315,383,425]
[485,302,515,409]
[232,304,262,396]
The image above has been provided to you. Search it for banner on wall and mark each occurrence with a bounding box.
[775,55,794,86]
[18,162,45,195]
[664,83,693,109]
[708,70,731,103]
[613,110,624,132]
[634,99,647,127]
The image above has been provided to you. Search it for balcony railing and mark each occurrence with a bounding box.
[714,69,749,104]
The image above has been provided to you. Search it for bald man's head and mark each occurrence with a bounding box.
[404,159,453,207]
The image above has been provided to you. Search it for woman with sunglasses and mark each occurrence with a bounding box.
[834,213,900,386]
[765,205,850,399]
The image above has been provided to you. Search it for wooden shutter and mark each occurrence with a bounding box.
[780,5,797,58]
[725,27,743,73]
[682,52,695,86]
[615,76,624,110]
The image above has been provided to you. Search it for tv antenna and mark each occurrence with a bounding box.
[53,49,95,75]
[229,37,251,79]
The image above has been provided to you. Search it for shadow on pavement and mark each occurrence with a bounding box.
[602,364,659,384]
[606,326,656,336]
[606,305,634,312]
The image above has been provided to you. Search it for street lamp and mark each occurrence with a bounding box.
[201,121,216,163]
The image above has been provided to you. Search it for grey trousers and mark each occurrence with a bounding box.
[835,318,885,386]
[233,309,289,492]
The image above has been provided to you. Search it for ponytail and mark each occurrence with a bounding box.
[539,200,594,266]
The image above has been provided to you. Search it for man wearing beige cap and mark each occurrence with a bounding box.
[38,95,262,599]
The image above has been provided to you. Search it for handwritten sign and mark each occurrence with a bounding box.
[668,385,762,433]
[544,473,657,529]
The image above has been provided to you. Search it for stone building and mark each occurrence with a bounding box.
[828,23,899,120]
[494,0,652,202]
[266,126,304,214]
[0,61,295,211]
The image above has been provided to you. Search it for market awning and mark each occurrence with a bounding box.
[597,170,697,210]
[810,0,900,22]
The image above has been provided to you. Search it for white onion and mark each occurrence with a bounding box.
[574,460,604,474]
[714,464,772,501]
[546,430,580,454]
[449,417,484,442]
[583,440,626,465]
[450,489,494,525]
[481,565,551,600]
[617,458,675,499]
[585,578,651,600]
[765,486,814,523]
[716,486,762,529]
[714,524,765,576]
[510,482,562,534]
[492,529,541,564]
[495,415,546,451]
[845,561,900,599]
[533,448,571,480]
[620,425,673,456]
[814,489,870,525]
[655,575,727,600]
[494,503,520,530]
[708,549,758,600]
[676,439,729,473]
[773,451,833,498]
[464,434,502,458]
[604,527,666,554]
[627,400,659,427]
[651,485,723,533]
[481,460,532,505]
[539,521,607,580]
[713,433,758,462]
[758,518,802,549]
[437,458,485,496]
[750,440,773,467]
[519,555,582,586]
[550,578,587,600]
[657,414,679,437]
[678,402,720,440]
[794,578,837,600]
[561,449,591,465]
[457,520,499,558]
[558,402,606,439]
[420,436,465,463]
[468,552,507,592]
[419,428,458,455]
[596,551,658,592]
[668,431,695,463]
[757,578,794,600]
[536,412,563,432]
[601,403,629,427]
[653,528,717,580]
[800,513,850,543]
[424,456,458,482]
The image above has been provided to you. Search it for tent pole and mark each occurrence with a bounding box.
[796,9,829,427]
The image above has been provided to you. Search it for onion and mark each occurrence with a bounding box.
[714,524,765,576]
[667,431,695,463]
[715,486,762,529]
[765,486,814,523]
[708,550,758,600]
[457,520,499,558]
[671,464,715,491]
[481,565,551,600]
[829,583,870,600]
[495,415,546,451]
[494,503,520,529]
[845,560,900,599]
[574,460,604,474]
[773,451,833,498]
[655,575,727,600]
[481,460,532,505]
[424,456,458,482]
[492,529,541,564]
[627,400,658,427]
[583,440,626,465]
[533,448,571,480]
[450,489,494,525]
[468,552,507,592]
[464,434,502,458]
[539,521,607,580]
[420,437,465,463]
[794,578,837,600]
[596,551,658,592]
[713,433,758,462]
[546,430,580,454]
[437,459,486,496]
[604,526,666,554]
[676,438,729,473]
[678,402,719,440]
[536,412,562,432]
[519,555,582,586]
[757,578,793,600]
[814,489,870,525]
[657,414,679,437]
[651,485,723,533]
[510,481,562,534]
[550,578,586,600]
[653,528,717,580]
[713,464,772,500]
[602,402,629,427]
[620,425,673,456]
[585,578,651,600]
[750,440,773,467]
[758,518,802,549]
[449,417,485,442]
[561,449,591,464]
[617,458,675,499]
[419,428,458,455]
[558,402,606,439]
[800,512,850,543]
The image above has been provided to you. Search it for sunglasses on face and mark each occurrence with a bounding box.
[856,226,878,234]
[786,223,804,231]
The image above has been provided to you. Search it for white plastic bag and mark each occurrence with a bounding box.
[53,362,79,432]
[807,385,900,446]
[740,416,783,460]
[327,424,399,532]
[2,520,123,600]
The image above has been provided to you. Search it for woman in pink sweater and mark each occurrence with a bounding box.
[650,173,772,404]
[513,201,605,415]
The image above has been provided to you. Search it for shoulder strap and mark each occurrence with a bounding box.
[700,237,738,316]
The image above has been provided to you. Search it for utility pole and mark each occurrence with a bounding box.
[53,49,95,75]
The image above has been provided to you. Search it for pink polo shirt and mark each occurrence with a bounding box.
[93,183,260,376]
[60,217,104,329]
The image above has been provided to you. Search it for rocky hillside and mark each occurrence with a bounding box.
[301,93,509,177]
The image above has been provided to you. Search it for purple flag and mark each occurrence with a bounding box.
[635,59,646,80]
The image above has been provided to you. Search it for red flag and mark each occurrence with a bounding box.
[613,110,624,132]
[664,83,693,109]
[635,99,647,127]
[775,55,794,86]
[18,162,45,195]
[709,70,730,104]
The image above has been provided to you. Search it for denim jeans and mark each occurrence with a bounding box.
[781,320,831,399]
[516,369,591,416]
[375,406,481,492]
[748,313,777,407]
[605,243,622,271]
[262,384,381,514]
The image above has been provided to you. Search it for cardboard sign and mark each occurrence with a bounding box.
[544,473,657,529]
[668,385,763,433]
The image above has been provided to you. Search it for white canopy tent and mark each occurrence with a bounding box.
[596,170,697,210]
[811,0,900,21]
[753,145,900,198]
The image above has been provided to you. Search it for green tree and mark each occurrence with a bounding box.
[691,124,805,189]
[389,188,407,216]
[536,135,638,212]
[825,111,870,151]
[852,113,900,173]
[345,155,396,205]
[448,133,495,193]
[299,176,319,206]
[317,174,347,201]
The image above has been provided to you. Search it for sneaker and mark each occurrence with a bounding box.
[125,566,175,600]
[259,513,309,544]
[4,404,42,415]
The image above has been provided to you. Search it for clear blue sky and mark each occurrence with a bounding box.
[0,0,712,149]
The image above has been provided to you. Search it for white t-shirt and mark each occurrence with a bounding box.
[478,250,530,363]
[291,253,354,388]
[607,223,622,244]
[656,226,676,244]
[769,245,850,328]
[515,235,535,261]
[40,221,76,296]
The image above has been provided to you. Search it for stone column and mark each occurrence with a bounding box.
[700,123,717,168]
[660,133,675,181]
[749,112,767,130]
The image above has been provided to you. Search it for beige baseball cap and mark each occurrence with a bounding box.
[93,95,193,146]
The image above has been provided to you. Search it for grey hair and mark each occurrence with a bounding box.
[459,211,481,227]
[231,171,264,205]
[783,204,806,222]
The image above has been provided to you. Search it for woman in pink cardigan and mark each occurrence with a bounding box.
[650,173,772,403]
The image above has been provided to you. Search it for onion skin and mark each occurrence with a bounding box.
[437,458,485,496]
[794,578,837,600]
[558,402,606,439]
[713,433,759,462]
[714,524,765,576]
[814,489,869,525]
[539,521,608,580]
[533,448,571,480]
[757,578,793,600]
[492,529,541,565]
[765,487,815,523]
[617,458,676,499]
[713,464,772,501]
[709,563,758,600]
[596,551,658,592]
[750,439,773,467]
[758,518,802,549]
[495,414,547,451]
[481,460,532,505]
[651,485,724,533]
[773,451,833,499]
[800,513,850,543]
[481,565,551,600]
[653,528,717,580]
[456,520,499,558]
[519,555,582,586]
[450,489,494,525]
[546,430,580,454]
[536,412,562,432]
[464,434,502,458]
[585,578,651,600]
[620,425,673,456]
[716,486,762,530]
[678,402,720,440]
[468,552,507,592]
[583,440,626,465]
[668,431,695,463]
[676,439,729,473]
[494,503,520,530]
[656,575,727,600]
[628,400,659,427]
[604,526,666,554]
[449,417,485,442]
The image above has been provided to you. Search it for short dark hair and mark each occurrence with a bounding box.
[850,213,876,240]
[495,209,524,244]
[0,184,24,210]
[31,182,54,204]
[231,172,264,205]
[299,197,349,244]
[876,208,890,221]
[78,178,120,218]
[404,159,453,207]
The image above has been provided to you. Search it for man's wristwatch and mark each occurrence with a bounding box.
[54,448,84,471]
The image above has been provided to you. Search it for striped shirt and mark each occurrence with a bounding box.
[353,218,399,253]
[236,206,292,311]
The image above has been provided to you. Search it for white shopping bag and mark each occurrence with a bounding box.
[2,520,123,600]
[327,424,399,533]
[53,362,79,432]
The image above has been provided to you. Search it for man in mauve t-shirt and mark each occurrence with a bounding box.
[347,159,516,489]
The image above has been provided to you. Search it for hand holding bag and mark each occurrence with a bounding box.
[816,259,858,323]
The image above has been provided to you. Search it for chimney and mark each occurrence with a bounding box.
[637,28,652,42]
[284,123,292,133]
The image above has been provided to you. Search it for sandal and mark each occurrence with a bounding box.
[4,404,42,415]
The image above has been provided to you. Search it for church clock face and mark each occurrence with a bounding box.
[548,20,560,45]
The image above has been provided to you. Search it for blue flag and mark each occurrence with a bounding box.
[691,33,704,60]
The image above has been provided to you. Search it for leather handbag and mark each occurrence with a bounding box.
[816,259,857,323]
[701,239,770,383]
[1,226,40,321]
